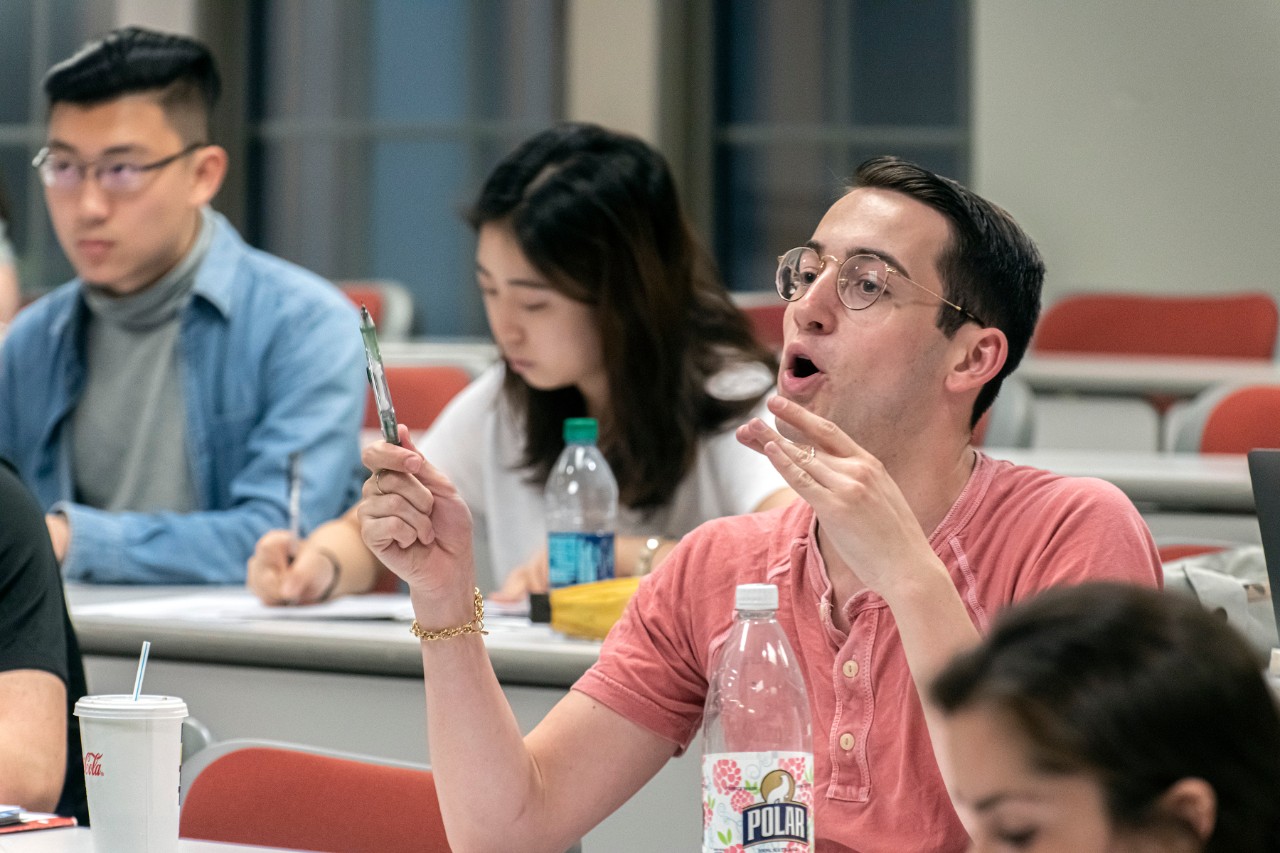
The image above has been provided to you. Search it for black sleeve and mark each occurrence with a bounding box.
[0,459,88,823]
[0,461,69,680]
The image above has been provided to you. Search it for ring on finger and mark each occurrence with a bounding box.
[375,468,388,496]
[798,444,816,464]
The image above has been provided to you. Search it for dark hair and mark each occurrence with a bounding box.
[852,157,1044,426]
[43,26,220,142]
[468,123,776,508]
[932,583,1280,852]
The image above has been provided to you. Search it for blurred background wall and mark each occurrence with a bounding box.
[2,0,1276,337]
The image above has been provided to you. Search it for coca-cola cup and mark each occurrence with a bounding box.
[74,694,188,853]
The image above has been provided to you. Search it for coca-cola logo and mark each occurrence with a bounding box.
[84,752,104,777]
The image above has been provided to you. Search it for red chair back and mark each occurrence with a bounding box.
[181,745,451,852]
[363,364,473,432]
[1157,543,1231,563]
[1033,292,1278,359]
[1198,384,1280,453]
[741,301,787,351]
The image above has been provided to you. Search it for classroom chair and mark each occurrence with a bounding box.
[180,739,449,852]
[339,279,416,341]
[180,739,582,853]
[181,717,215,764]
[1165,383,1280,454]
[364,364,474,433]
[1156,540,1238,563]
[733,290,786,352]
[1032,291,1279,422]
[1032,291,1279,360]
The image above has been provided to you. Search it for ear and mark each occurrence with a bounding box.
[1155,778,1216,843]
[188,144,228,207]
[943,324,1007,395]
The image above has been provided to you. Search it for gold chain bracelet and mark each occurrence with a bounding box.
[410,588,488,641]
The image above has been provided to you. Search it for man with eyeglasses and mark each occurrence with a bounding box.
[0,27,365,584]
[358,157,1163,851]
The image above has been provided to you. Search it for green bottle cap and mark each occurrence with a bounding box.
[563,417,598,444]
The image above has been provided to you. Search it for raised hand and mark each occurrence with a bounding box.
[357,425,475,605]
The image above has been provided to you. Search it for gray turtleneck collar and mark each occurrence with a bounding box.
[81,207,215,329]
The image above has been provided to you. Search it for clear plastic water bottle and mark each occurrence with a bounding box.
[701,583,813,852]
[545,417,618,588]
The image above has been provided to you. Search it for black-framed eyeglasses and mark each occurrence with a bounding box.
[776,247,983,325]
[32,142,207,195]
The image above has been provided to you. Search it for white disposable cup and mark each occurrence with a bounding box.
[74,694,187,853]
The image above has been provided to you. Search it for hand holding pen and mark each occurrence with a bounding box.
[246,451,341,606]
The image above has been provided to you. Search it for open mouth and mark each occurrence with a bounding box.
[791,355,819,378]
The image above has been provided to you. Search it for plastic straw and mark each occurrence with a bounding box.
[132,640,151,700]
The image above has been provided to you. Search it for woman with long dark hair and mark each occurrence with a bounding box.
[932,582,1280,853]
[249,123,791,604]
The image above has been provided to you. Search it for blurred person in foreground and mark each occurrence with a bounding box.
[359,156,1164,850]
[0,458,87,823]
[0,27,364,584]
[933,582,1280,853]
[248,123,792,606]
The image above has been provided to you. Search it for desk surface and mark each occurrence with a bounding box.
[67,587,600,688]
[988,448,1254,512]
[0,827,293,852]
[67,587,694,852]
[1017,353,1280,397]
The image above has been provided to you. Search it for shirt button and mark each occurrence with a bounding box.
[839,732,855,751]
[842,660,859,678]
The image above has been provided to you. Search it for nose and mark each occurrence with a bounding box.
[485,298,523,349]
[786,262,841,335]
[74,171,112,221]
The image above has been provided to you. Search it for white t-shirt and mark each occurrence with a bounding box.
[419,365,787,590]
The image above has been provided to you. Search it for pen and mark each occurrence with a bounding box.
[359,304,401,445]
[287,451,302,558]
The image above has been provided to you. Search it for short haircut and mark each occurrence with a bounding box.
[43,26,220,142]
[933,583,1280,852]
[852,157,1045,426]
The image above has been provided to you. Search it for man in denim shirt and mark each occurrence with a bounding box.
[0,27,364,584]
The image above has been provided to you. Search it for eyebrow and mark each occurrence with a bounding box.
[970,791,1046,813]
[474,263,552,291]
[45,141,151,158]
[803,239,913,280]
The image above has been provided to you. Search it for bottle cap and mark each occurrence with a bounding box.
[735,583,778,611]
[563,417,598,444]
[1270,648,1280,678]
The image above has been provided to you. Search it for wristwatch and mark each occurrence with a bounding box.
[633,537,662,577]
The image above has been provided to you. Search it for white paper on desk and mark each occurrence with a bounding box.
[74,591,415,622]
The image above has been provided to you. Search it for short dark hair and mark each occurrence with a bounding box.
[43,26,220,142]
[468,122,775,509]
[852,157,1044,426]
[932,583,1280,853]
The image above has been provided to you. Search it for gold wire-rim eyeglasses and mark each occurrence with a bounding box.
[776,248,984,325]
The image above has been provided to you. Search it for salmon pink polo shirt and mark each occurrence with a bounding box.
[574,452,1163,852]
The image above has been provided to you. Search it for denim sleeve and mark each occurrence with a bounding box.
[57,292,366,585]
